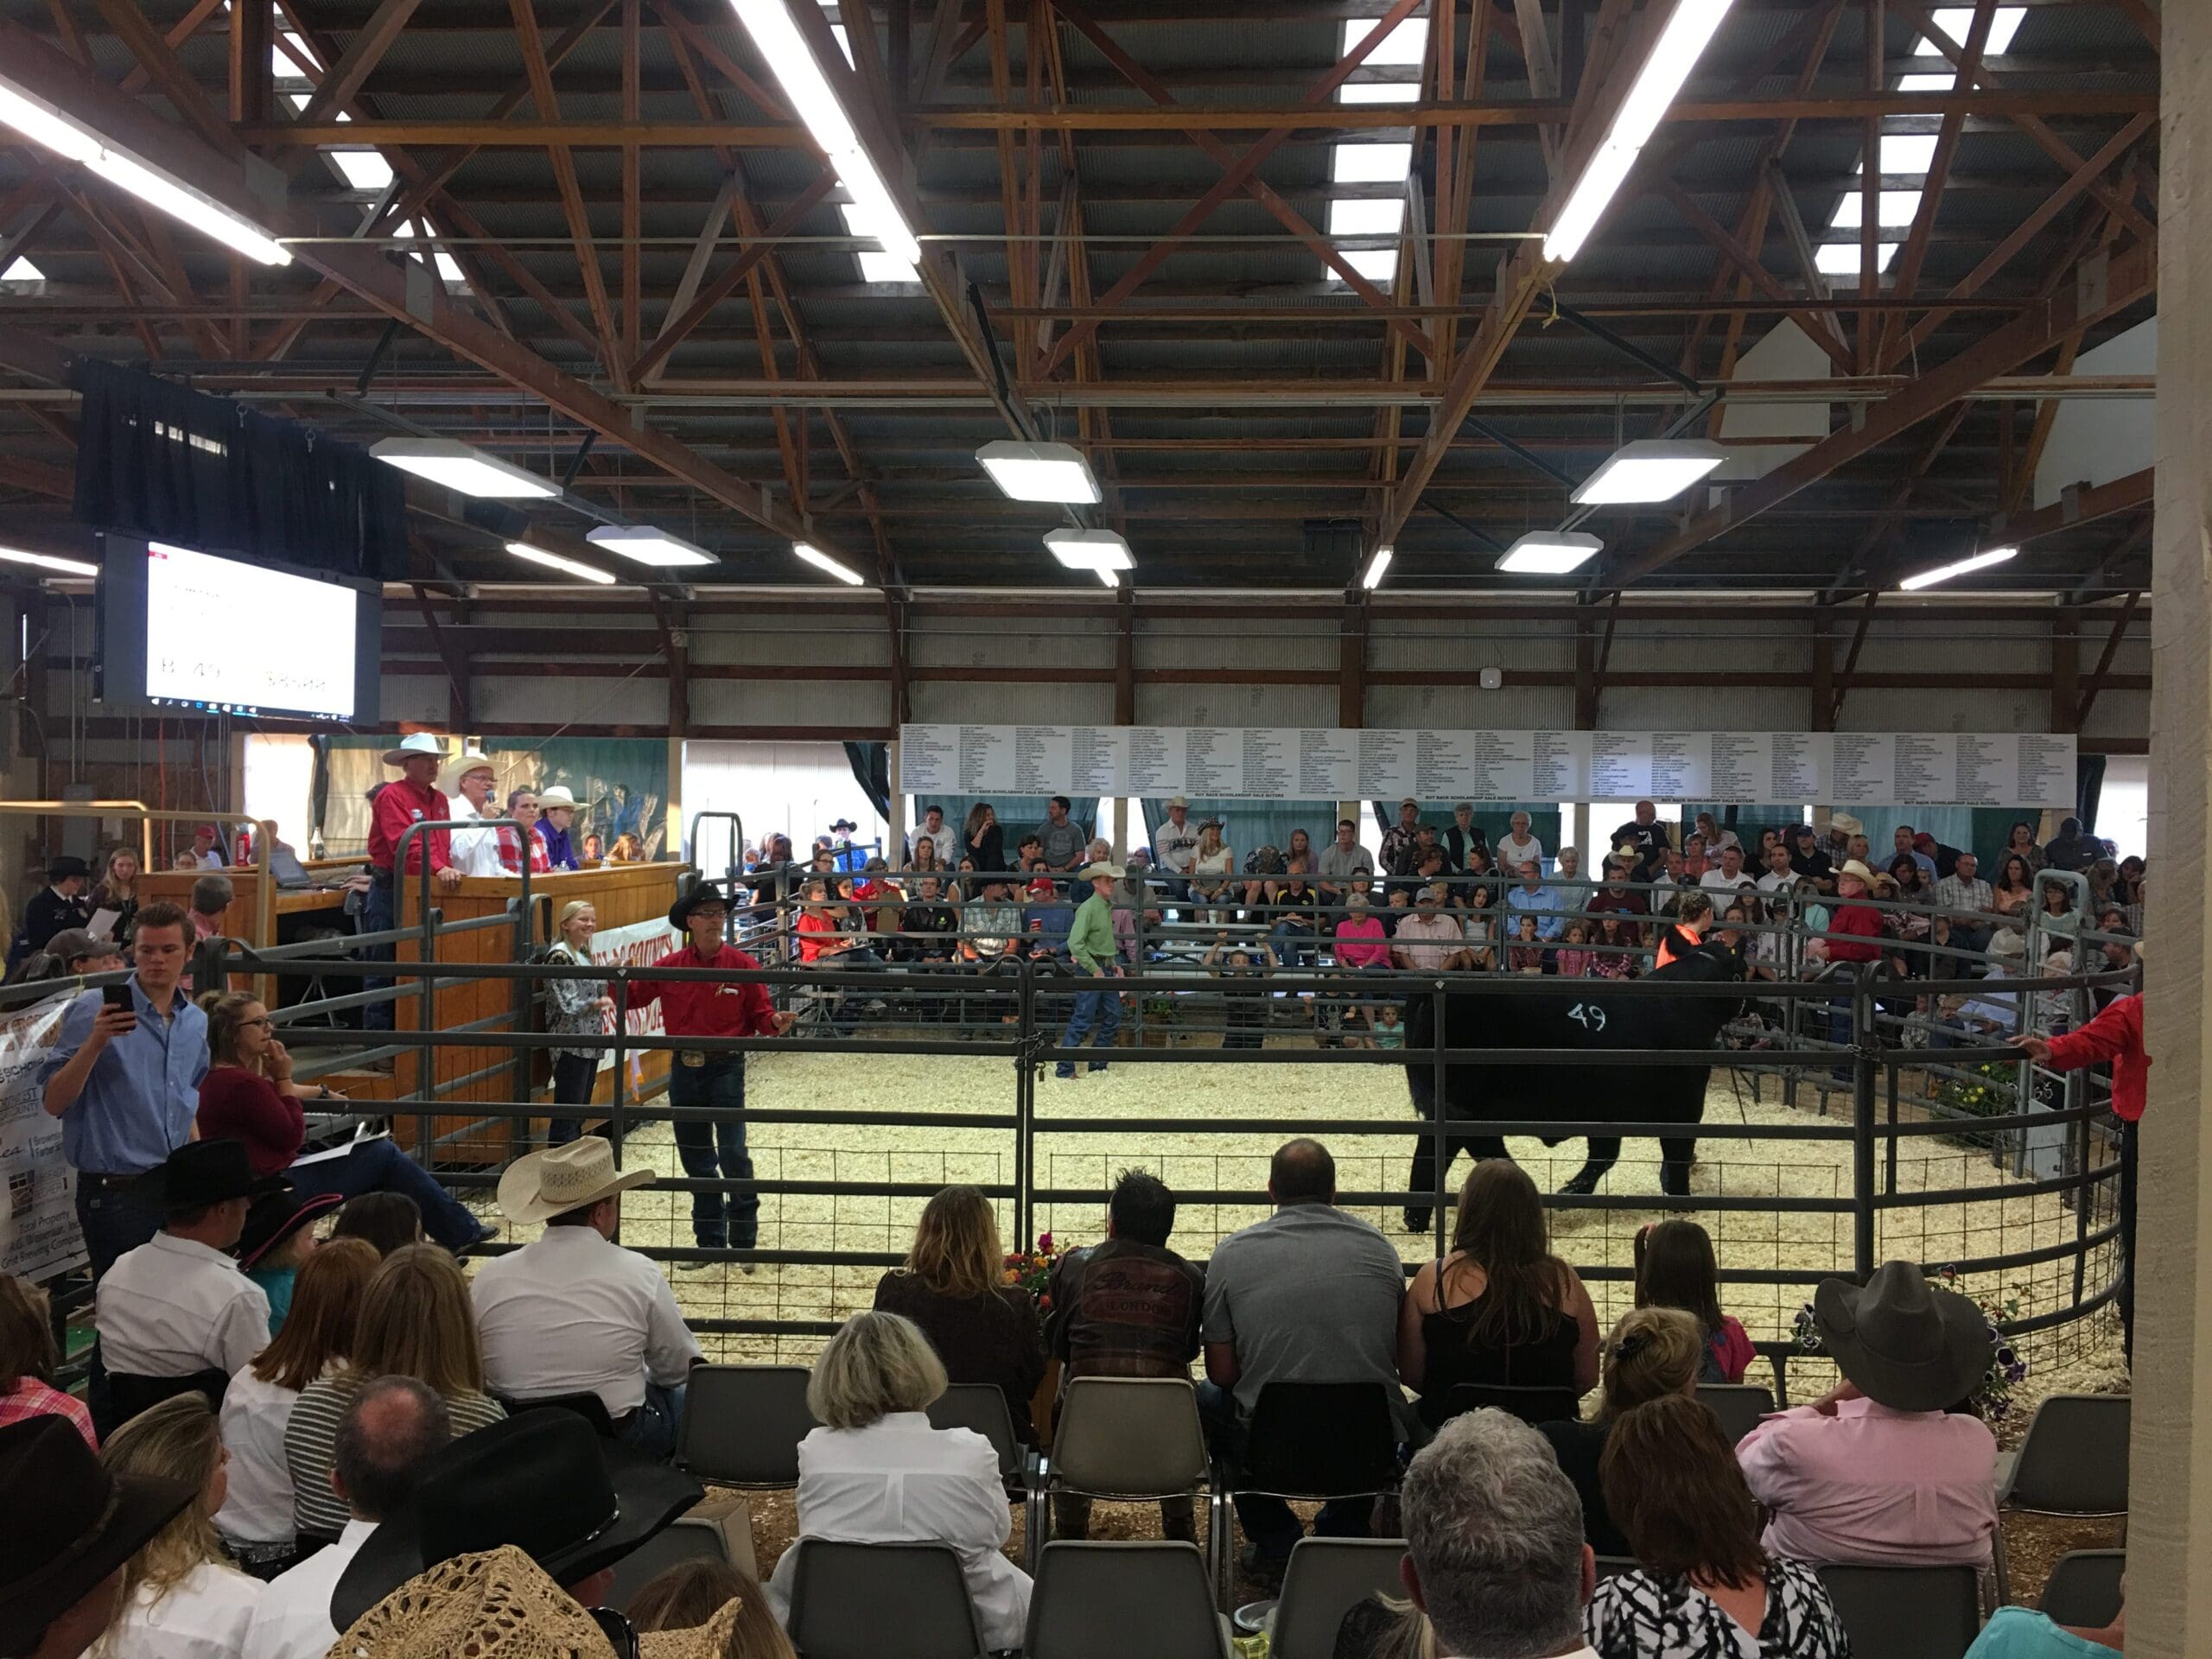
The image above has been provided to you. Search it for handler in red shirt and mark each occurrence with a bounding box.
[631,884,792,1258]
[1816,860,1886,963]
[2022,965,2147,1356]
[362,733,461,1031]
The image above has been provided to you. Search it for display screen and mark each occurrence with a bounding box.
[96,536,381,723]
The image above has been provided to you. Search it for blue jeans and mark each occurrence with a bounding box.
[286,1138,488,1252]
[1197,1380,1371,1560]
[361,874,397,1030]
[549,1052,597,1147]
[669,1058,756,1249]
[1056,981,1121,1077]
[1271,923,1314,969]
[76,1179,165,1434]
[620,1380,684,1461]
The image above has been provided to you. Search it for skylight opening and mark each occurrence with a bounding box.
[1340,16,1428,67]
[1337,246,1399,283]
[1815,240,1900,276]
[1327,197,1405,237]
[1828,188,1923,230]
[1872,132,1940,175]
[1337,81,1422,105]
[1,257,44,281]
[1332,141,1414,184]
[1916,5,2025,56]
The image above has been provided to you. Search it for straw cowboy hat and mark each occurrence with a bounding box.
[1077,861,1124,882]
[436,749,496,793]
[1827,812,1865,837]
[382,731,445,767]
[535,785,578,810]
[0,1418,195,1656]
[1836,859,1878,887]
[332,1414,702,1633]
[333,1547,737,1659]
[1812,1260,1993,1413]
[495,1135,654,1227]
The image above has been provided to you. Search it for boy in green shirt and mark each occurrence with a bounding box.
[1056,861,1125,1078]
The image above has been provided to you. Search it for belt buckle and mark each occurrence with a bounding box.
[678,1050,707,1068]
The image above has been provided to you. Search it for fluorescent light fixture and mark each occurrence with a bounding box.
[1328,197,1405,237]
[1897,71,1955,91]
[1916,5,2024,55]
[0,80,291,265]
[1337,247,1400,283]
[729,0,921,264]
[1,257,43,281]
[1361,544,1393,589]
[976,440,1101,505]
[1571,439,1726,505]
[1497,531,1604,575]
[1544,0,1734,261]
[0,544,99,577]
[1898,544,2017,591]
[794,542,866,584]
[1829,188,1923,230]
[842,204,918,282]
[371,438,559,499]
[1044,529,1135,572]
[1815,240,1899,276]
[1332,141,1414,183]
[584,525,718,568]
[1337,81,1421,105]
[1095,566,1120,588]
[1342,16,1428,66]
[506,543,616,585]
[1873,132,1940,175]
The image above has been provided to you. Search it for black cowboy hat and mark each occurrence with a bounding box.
[0,1417,194,1655]
[1813,1260,1994,1414]
[46,855,89,881]
[136,1139,278,1211]
[236,1185,346,1270]
[332,1410,702,1631]
[665,880,730,932]
[830,818,859,833]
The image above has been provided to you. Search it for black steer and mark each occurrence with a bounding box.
[1401,942,1747,1221]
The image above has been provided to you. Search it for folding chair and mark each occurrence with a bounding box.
[606,1515,734,1613]
[1027,1541,1230,1659]
[2037,1548,2125,1629]
[928,1382,1042,1540]
[1038,1378,1211,1575]
[785,1540,987,1659]
[1436,1382,1581,1428]
[1217,1382,1401,1606]
[675,1365,817,1490]
[492,1389,618,1439]
[1815,1564,1982,1659]
[1995,1393,2130,1602]
[1694,1382,1777,1447]
[1268,1538,1407,1659]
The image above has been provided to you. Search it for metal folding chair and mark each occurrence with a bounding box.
[675,1365,817,1490]
[1027,1541,1230,1659]
[1267,1538,1407,1659]
[785,1540,987,1659]
[1815,1563,1982,1659]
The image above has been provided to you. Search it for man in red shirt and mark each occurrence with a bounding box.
[361,733,458,1030]
[632,884,792,1261]
[2021,968,2147,1356]
[1812,859,1885,1079]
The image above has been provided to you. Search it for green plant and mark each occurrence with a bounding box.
[1933,1058,2017,1149]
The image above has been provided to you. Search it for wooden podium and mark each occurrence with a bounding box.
[391,861,683,1160]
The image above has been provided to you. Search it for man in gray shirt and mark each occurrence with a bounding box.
[1315,818,1375,912]
[1036,796,1088,875]
[1202,1138,1408,1568]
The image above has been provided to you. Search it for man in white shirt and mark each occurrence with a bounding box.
[1399,1410,1598,1659]
[1154,797,1200,901]
[472,1136,702,1459]
[906,804,956,865]
[95,1141,270,1411]
[241,1377,452,1659]
[1756,841,1796,896]
[1494,810,1545,875]
[191,823,228,869]
[1699,842,1757,896]
[438,751,507,880]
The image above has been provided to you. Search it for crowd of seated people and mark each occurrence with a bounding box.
[3,1127,2120,1659]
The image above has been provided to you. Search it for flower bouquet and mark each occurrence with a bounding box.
[1792,1267,2027,1421]
[1004,1230,1066,1338]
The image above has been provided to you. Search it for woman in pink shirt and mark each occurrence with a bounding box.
[1331,890,1393,1047]
[1737,1261,1998,1567]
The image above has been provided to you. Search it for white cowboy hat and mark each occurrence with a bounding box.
[1837,859,1878,885]
[1827,812,1865,837]
[535,785,578,810]
[1077,861,1125,882]
[437,749,497,793]
[495,1135,655,1226]
[382,732,446,767]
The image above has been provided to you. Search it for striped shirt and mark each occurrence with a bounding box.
[284,1375,503,1536]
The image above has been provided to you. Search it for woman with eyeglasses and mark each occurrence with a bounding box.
[193,992,493,1253]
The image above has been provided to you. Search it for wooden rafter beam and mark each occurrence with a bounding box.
[629,170,838,383]
[283,0,424,136]
[1993,467,2155,547]
[2075,588,2141,729]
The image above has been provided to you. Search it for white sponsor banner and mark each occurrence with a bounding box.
[0,992,86,1282]
[586,915,681,1074]
[899,726,2078,808]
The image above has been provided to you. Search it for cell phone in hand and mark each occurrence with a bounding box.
[101,982,134,1012]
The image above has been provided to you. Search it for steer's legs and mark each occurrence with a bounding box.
[1406,1123,1510,1231]
[1659,1135,1698,1197]
[1559,1136,1622,1196]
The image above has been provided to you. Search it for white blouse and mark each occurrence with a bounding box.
[215,1366,307,1547]
[96,1561,264,1659]
[764,1413,1030,1652]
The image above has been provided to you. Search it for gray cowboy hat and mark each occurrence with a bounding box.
[1813,1260,1993,1413]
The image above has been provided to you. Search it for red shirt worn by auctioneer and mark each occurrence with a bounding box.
[1821,902,1885,963]
[366,777,454,876]
[632,943,779,1039]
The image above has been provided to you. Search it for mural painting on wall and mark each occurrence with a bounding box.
[320,737,669,860]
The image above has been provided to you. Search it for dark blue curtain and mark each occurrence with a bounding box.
[844,741,892,822]
[72,358,403,579]
[2075,754,2106,832]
